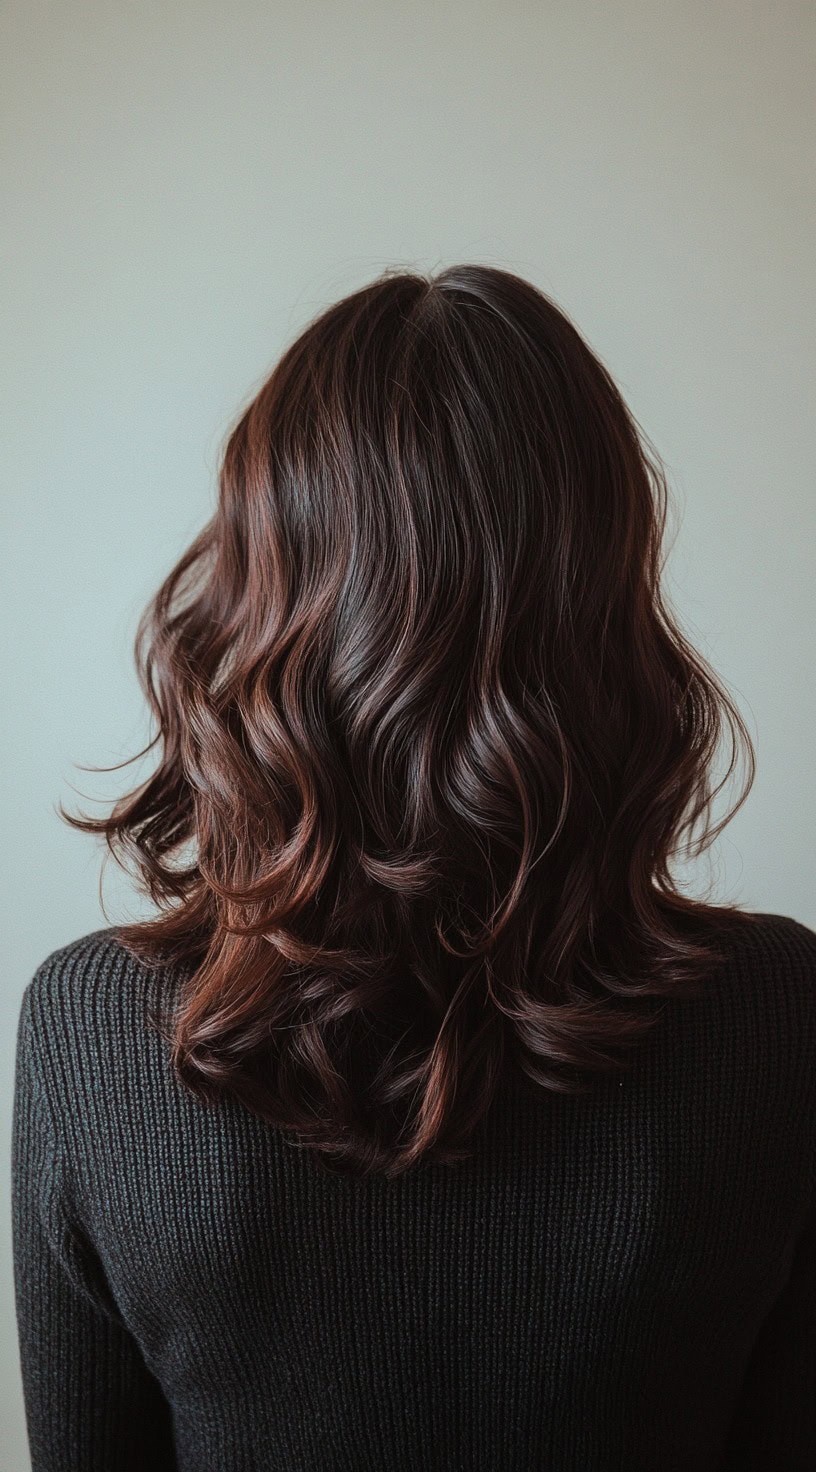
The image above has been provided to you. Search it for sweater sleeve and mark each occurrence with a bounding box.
[11,976,178,1472]
[718,1195,816,1468]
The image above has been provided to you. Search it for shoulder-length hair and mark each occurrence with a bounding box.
[65,264,757,1177]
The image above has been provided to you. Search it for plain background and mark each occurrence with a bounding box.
[2,1,814,1461]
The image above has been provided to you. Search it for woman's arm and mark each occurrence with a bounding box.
[11,979,178,1472]
[718,1196,816,1470]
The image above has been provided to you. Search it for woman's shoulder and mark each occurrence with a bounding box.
[716,907,816,993]
[672,907,816,1101]
[20,925,181,1070]
[26,906,816,1012]
[20,908,816,1087]
[720,905,816,1018]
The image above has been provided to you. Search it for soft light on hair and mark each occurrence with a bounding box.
[64,265,758,1177]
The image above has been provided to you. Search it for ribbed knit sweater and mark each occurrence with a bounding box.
[10,912,816,1471]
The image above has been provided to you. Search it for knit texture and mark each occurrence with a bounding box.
[10,911,816,1471]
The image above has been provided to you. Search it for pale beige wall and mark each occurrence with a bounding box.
[2,2,814,1460]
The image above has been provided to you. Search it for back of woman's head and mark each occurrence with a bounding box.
[66,264,757,1177]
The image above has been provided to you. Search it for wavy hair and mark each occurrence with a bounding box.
[64,264,758,1177]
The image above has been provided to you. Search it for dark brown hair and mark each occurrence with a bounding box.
[64,264,758,1178]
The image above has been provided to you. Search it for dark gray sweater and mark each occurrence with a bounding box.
[10,912,816,1471]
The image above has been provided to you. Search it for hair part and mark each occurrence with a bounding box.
[63,264,758,1177]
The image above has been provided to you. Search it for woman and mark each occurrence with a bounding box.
[12,264,815,1471]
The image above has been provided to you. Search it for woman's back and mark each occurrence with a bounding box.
[13,910,816,1471]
